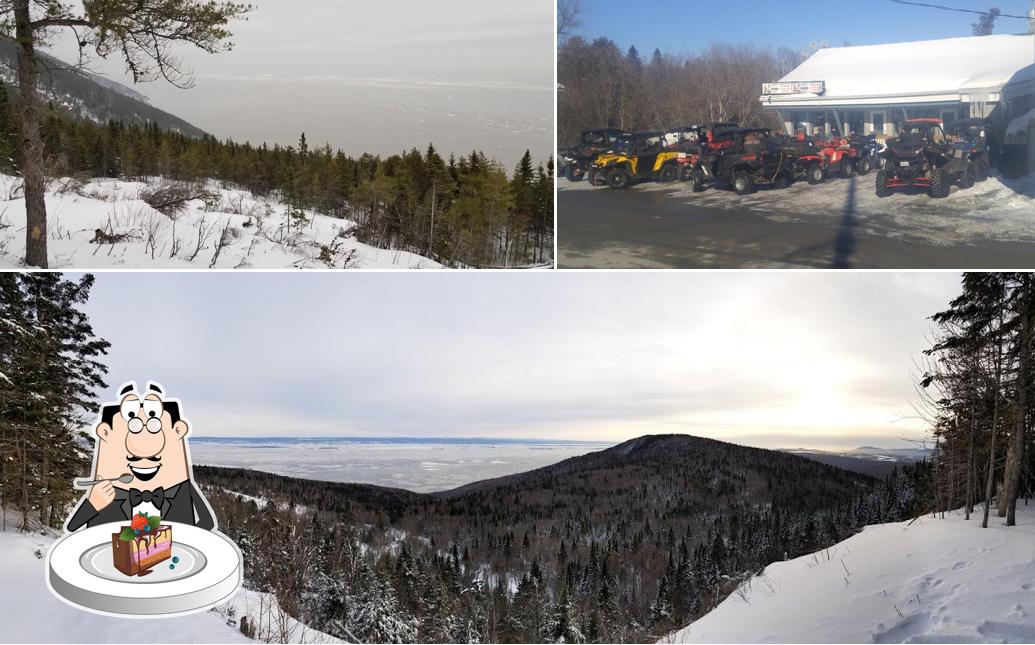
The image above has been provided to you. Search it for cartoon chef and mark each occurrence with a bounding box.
[65,381,215,531]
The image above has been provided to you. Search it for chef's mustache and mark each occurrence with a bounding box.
[125,454,162,462]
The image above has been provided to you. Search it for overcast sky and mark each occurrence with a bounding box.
[46,0,553,170]
[74,271,961,451]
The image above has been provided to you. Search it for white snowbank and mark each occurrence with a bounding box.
[0,508,339,643]
[0,174,442,270]
[664,505,1035,644]
[0,528,250,643]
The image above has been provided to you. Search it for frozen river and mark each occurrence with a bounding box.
[189,437,614,493]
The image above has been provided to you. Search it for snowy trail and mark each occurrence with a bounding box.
[664,505,1035,644]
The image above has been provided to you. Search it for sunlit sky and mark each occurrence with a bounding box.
[71,271,962,452]
[43,0,554,170]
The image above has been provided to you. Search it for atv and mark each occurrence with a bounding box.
[591,132,694,189]
[945,118,992,184]
[875,119,970,198]
[769,133,827,185]
[847,133,882,175]
[692,129,798,195]
[815,135,862,178]
[559,128,627,183]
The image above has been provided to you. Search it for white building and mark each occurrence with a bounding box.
[760,34,1035,141]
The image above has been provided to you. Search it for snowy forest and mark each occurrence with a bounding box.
[0,86,554,268]
[922,273,1035,526]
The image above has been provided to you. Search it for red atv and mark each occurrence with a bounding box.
[876,119,970,198]
[815,136,861,178]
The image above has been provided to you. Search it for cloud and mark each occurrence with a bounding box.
[78,272,961,449]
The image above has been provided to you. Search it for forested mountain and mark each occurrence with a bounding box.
[0,44,206,137]
[194,435,928,643]
[791,446,933,477]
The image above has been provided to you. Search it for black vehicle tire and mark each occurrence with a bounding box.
[566,169,584,183]
[957,164,975,190]
[587,168,602,186]
[842,159,855,178]
[807,163,824,185]
[857,157,872,176]
[607,168,631,190]
[690,169,705,193]
[732,172,754,195]
[975,160,989,183]
[929,168,950,198]
[875,169,893,197]
[658,164,679,183]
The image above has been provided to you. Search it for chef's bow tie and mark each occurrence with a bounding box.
[129,487,165,507]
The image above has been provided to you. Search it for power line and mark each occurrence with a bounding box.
[889,0,1028,20]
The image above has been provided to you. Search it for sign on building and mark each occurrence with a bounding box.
[762,81,826,96]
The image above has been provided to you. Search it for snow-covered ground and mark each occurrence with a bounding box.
[664,505,1035,644]
[561,171,1035,248]
[0,510,335,643]
[0,174,442,269]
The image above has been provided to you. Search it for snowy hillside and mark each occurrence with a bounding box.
[664,506,1035,644]
[0,513,338,643]
[0,174,442,269]
[0,528,247,642]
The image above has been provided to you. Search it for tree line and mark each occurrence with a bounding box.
[0,272,109,532]
[922,272,1035,526]
[0,86,553,268]
[557,37,802,145]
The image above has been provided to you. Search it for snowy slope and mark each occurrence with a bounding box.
[0,174,443,269]
[0,517,339,643]
[664,506,1035,644]
[0,529,250,643]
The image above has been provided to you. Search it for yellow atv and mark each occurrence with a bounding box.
[590,132,689,189]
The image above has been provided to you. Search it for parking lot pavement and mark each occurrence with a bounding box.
[557,172,1035,269]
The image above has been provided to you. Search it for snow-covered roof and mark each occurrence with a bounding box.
[761,35,1035,108]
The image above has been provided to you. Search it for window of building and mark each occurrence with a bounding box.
[872,112,885,135]
[847,111,865,135]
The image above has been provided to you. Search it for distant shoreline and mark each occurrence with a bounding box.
[191,436,616,447]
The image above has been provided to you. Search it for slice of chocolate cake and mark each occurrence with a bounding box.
[112,513,173,576]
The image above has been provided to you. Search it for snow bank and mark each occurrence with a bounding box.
[0,509,340,643]
[664,505,1035,644]
[0,529,250,643]
[0,174,442,270]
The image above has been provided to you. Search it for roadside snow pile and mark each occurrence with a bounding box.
[0,174,442,269]
[664,505,1035,644]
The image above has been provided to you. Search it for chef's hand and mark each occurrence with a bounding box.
[88,480,115,511]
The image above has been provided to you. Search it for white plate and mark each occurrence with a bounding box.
[47,522,242,617]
